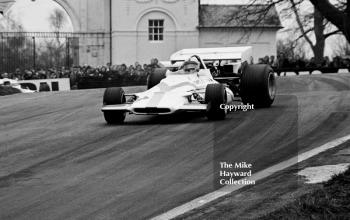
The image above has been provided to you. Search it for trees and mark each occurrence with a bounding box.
[309,0,350,43]
[277,38,306,59]
[247,0,349,43]
[0,6,72,73]
[0,11,24,31]
[333,37,350,56]
[49,8,67,33]
[47,8,68,68]
[0,12,35,73]
[238,0,348,64]
[288,0,341,64]
[49,8,67,45]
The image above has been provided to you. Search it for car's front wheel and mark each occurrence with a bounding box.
[103,87,126,124]
[205,84,227,120]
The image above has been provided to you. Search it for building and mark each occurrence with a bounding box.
[1,0,282,66]
[114,1,282,65]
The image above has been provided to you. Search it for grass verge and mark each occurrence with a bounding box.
[259,167,350,219]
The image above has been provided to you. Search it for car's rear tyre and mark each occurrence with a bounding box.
[103,87,126,124]
[240,64,276,108]
[147,68,167,89]
[205,84,227,120]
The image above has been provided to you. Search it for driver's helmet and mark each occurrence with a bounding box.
[183,59,199,74]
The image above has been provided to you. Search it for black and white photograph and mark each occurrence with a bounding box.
[0,0,350,219]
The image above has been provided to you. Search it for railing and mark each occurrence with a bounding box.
[0,32,107,38]
[0,31,110,74]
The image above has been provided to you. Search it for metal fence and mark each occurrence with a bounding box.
[0,32,81,74]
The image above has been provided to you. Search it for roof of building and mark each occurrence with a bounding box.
[199,4,283,29]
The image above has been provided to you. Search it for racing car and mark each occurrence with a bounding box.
[101,48,276,124]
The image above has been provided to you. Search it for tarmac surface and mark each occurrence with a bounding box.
[1,73,350,219]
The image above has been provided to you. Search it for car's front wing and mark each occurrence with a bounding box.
[101,103,207,115]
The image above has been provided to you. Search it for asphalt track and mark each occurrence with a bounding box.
[1,73,350,220]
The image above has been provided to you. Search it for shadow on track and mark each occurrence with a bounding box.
[100,112,209,126]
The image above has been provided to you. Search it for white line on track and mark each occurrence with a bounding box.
[151,134,350,220]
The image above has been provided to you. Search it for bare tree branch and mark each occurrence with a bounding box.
[294,28,314,41]
[309,0,349,41]
[289,0,314,49]
[324,29,342,38]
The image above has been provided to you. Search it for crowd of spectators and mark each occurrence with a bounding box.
[1,55,350,84]
[0,58,164,87]
[257,54,350,70]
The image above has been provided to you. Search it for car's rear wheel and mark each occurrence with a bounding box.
[240,64,276,108]
[205,84,227,120]
[147,68,167,89]
[103,87,126,124]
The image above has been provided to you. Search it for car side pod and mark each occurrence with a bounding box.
[240,64,276,108]
[103,87,127,124]
[205,84,227,120]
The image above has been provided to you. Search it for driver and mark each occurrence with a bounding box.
[179,59,208,89]
[182,60,200,74]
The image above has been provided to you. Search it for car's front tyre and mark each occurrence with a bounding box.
[205,84,227,120]
[103,87,126,124]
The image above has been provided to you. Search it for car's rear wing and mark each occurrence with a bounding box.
[170,47,252,64]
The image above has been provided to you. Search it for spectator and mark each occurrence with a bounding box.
[295,55,306,69]
[249,56,254,64]
[23,70,33,80]
[306,57,317,68]
[13,68,22,80]
[1,72,9,79]
[323,56,331,67]
[331,56,341,68]
[119,64,127,76]
[277,53,288,68]
[263,56,270,64]
[149,58,164,68]
[106,62,111,72]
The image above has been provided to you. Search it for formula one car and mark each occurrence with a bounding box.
[101,48,276,124]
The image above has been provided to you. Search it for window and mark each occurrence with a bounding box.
[149,19,164,41]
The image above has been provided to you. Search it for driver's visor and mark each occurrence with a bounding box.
[184,68,196,72]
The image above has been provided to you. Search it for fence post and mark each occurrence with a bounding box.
[32,36,36,70]
[66,37,70,68]
[0,35,3,73]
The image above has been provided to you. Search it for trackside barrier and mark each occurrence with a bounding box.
[338,68,350,73]
[274,67,350,76]
[77,79,147,89]
[18,78,70,92]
